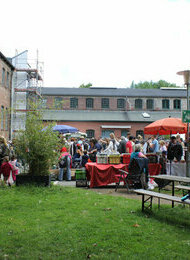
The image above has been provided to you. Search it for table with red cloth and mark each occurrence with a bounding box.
[86,163,128,188]
[85,162,161,188]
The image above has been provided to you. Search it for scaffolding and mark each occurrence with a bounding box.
[10,50,44,138]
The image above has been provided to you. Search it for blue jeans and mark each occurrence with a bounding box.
[58,157,71,181]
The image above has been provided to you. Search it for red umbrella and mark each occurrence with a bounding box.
[144,117,187,135]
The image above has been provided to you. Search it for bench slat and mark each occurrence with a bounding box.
[134,189,190,205]
[175,185,190,191]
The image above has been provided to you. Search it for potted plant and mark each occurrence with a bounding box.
[14,101,61,186]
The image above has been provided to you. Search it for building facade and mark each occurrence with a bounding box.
[0,52,14,139]
[41,87,186,139]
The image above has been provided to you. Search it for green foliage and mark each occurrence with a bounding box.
[14,102,61,176]
[79,83,92,88]
[131,80,179,89]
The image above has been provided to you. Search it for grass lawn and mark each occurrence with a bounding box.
[0,185,190,260]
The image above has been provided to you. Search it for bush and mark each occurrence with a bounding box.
[14,102,61,176]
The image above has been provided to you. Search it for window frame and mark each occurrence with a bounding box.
[173,99,181,110]
[162,99,170,110]
[1,106,4,130]
[117,98,125,109]
[2,68,5,86]
[101,98,109,109]
[86,129,95,138]
[86,98,94,109]
[146,99,154,110]
[135,99,143,109]
[70,98,78,109]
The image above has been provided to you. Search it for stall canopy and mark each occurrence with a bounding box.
[144,117,187,135]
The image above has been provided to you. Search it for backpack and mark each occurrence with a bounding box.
[59,155,68,168]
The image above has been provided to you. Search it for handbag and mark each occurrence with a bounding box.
[7,171,14,185]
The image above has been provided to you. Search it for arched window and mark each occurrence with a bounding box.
[136,130,144,138]
[1,106,4,130]
[162,99,170,109]
[70,98,78,108]
[101,98,109,109]
[173,99,181,110]
[86,98,94,109]
[135,99,143,109]
[117,99,125,109]
[86,129,95,138]
[146,99,154,110]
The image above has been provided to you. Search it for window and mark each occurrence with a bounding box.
[86,129,95,138]
[101,98,109,109]
[146,99,154,110]
[2,68,5,85]
[117,99,125,109]
[173,99,181,110]
[1,106,4,130]
[135,99,143,109]
[101,130,114,138]
[162,99,170,109]
[5,108,8,131]
[121,129,129,137]
[6,72,9,88]
[86,98,93,109]
[136,130,144,139]
[54,97,63,109]
[70,98,78,108]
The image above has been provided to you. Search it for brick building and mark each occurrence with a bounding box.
[41,87,187,139]
[0,52,14,139]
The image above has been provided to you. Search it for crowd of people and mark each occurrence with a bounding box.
[58,132,185,181]
[0,132,186,183]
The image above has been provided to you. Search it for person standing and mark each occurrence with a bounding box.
[118,136,127,154]
[126,136,133,154]
[58,147,72,181]
[150,135,159,153]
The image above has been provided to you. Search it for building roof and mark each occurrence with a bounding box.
[0,52,15,70]
[41,87,187,98]
[42,110,182,122]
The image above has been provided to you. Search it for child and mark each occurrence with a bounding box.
[9,155,19,181]
[81,150,89,167]
[0,156,13,182]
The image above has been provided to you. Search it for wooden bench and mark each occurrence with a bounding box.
[175,185,190,196]
[134,189,190,211]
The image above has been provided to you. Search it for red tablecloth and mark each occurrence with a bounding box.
[86,163,128,188]
[86,162,161,188]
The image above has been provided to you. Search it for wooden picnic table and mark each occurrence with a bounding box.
[151,175,190,207]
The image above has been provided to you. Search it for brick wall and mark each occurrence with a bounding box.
[51,121,149,139]
[0,58,13,140]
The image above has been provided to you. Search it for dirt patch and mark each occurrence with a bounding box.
[89,186,181,206]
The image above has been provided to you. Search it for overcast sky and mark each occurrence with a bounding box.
[1,0,190,88]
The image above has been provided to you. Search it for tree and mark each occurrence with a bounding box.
[132,80,179,89]
[79,83,92,88]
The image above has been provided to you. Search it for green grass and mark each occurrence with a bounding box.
[0,185,190,259]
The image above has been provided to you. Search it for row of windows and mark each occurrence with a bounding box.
[70,98,126,109]
[135,99,181,110]
[86,129,144,139]
[1,106,9,131]
[1,68,10,88]
[43,97,182,110]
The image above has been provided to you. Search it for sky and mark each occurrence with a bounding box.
[1,0,190,88]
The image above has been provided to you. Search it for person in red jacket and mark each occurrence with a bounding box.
[58,147,72,181]
[0,156,13,182]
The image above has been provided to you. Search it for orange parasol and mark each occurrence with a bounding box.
[144,117,187,135]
